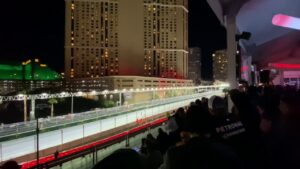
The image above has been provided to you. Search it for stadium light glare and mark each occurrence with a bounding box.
[272,14,300,30]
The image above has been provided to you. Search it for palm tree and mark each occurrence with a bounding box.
[48,98,58,117]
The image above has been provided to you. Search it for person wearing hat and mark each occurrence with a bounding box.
[159,104,243,169]
[207,96,246,140]
[209,95,265,169]
[92,148,147,169]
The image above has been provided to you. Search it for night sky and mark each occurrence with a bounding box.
[0,0,226,80]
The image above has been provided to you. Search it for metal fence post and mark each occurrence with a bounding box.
[92,148,95,166]
[99,120,102,132]
[36,118,40,169]
[82,125,85,141]
[61,129,64,147]
[0,143,2,163]
[126,132,130,147]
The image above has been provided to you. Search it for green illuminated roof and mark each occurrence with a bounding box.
[0,62,60,81]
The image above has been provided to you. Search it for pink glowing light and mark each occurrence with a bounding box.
[240,66,249,72]
[269,63,300,69]
[272,14,300,30]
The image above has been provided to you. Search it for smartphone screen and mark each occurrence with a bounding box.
[132,147,140,153]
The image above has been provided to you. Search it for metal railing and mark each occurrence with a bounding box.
[0,88,225,162]
[0,85,226,139]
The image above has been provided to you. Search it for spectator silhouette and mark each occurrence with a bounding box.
[92,149,146,169]
[54,150,59,160]
[165,113,178,134]
[174,108,185,131]
[156,128,170,154]
[269,93,300,169]
[201,97,209,110]
[208,95,265,169]
[195,99,202,107]
[229,90,269,169]
[160,104,243,169]
[146,133,157,147]
[229,89,261,137]
[1,160,21,169]
[145,139,163,169]
[165,113,179,145]
[140,138,147,155]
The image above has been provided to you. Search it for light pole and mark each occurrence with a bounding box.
[152,90,154,101]
[30,99,36,120]
[118,91,122,106]
[23,94,27,122]
[71,94,74,114]
[36,110,40,168]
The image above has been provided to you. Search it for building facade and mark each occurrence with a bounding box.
[212,50,228,82]
[65,76,193,92]
[0,80,62,95]
[0,60,62,95]
[65,0,188,79]
[188,47,201,84]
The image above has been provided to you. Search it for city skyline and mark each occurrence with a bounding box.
[0,0,226,80]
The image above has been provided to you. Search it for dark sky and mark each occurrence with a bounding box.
[0,0,65,71]
[189,0,226,79]
[0,0,226,79]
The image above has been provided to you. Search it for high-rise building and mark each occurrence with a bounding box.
[212,50,228,82]
[65,0,188,80]
[188,47,201,84]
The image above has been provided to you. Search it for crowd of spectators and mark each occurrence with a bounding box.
[92,84,300,169]
[1,84,299,169]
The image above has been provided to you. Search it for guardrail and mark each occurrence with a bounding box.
[0,89,224,162]
[0,94,192,139]
[0,85,226,139]
[22,117,168,169]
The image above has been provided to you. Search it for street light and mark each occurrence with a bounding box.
[90,90,96,95]
[102,90,109,95]
[18,94,24,97]
[77,91,83,96]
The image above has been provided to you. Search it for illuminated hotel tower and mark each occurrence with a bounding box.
[65,0,188,79]
[212,50,228,81]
